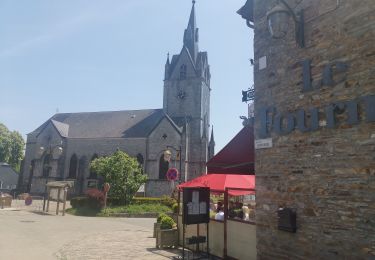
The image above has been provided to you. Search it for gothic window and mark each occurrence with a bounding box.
[68,154,78,179]
[137,153,144,166]
[180,64,187,79]
[89,154,98,179]
[78,157,86,178]
[159,155,169,179]
[42,154,51,178]
[78,156,87,194]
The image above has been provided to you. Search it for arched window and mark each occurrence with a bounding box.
[159,154,169,179]
[78,157,87,194]
[78,157,86,178]
[137,153,144,173]
[136,154,144,166]
[180,64,187,80]
[42,154,51,177]
[89,154,98,179]
[68,154,78,179]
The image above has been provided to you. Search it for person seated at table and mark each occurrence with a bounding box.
[228,201,236,218]
[209,199,216,218]
[242,204,250,221]
[215,205,224,221]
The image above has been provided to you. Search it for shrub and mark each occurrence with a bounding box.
[160,215,176,230]
[132,197,163,205]
[107,197,123,206]
[160,195,177,208]
[157,213,168,223]
[70,197,89,209]
[85,188,105,210]
[172,203,179,213]
[90,151,147,205]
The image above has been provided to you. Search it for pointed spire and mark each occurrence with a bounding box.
[188,1,197,29]
[183,1,199,62]
[209,126,215,145]
[164,52,170,80]
[208,126,215,159]
[166,52,170,65]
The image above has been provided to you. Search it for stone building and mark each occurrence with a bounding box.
[20,2,214,197]
[0,163,18,192]
[241,0,375,258]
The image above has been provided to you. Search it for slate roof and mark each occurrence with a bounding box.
[31,109,182,139]
[51,120,69,137]
[0,163,18,184]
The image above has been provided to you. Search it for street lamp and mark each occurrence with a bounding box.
[266,0,305,48]
[164,146,183,184]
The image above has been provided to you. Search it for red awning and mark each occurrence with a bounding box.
[207,125,254,175]
[178,174,255,195]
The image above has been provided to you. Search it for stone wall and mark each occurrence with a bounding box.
[253,0,375,259]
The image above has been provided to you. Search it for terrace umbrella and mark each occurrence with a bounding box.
[178,174,255,195]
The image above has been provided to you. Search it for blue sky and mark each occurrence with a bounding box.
[0,0,253,151]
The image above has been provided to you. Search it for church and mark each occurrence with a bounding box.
[20,2,214,197]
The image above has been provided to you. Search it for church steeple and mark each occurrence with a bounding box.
[208,127,215,159]
[183,1,199,62]
[164,52,170,80]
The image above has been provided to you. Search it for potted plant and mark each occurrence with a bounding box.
[154,213,166,238]
[156,215,178,248]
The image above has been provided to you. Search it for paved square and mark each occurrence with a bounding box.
[0,209,180,260]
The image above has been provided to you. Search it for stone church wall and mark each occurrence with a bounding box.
[253,0,375,258]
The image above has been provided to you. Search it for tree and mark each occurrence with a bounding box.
[90,150,147,205]
[0,123,25,172]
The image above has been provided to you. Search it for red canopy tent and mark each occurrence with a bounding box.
[178,174,255,195]
[207,125,254,175]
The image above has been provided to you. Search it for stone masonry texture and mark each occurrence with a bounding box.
[253,0,375,259]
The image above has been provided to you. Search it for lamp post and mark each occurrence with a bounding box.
[164,145,183,184]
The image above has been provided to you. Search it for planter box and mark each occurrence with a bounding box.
[156,228,178,248]
[0,196,12,208]
[153,223,161,238]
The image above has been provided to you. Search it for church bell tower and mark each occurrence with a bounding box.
[163,1,211,180]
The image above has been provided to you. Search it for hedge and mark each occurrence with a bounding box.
[71,196,177,208]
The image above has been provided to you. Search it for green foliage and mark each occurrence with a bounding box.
[172,203,179,213]
[160,215,176,230]
[0,123,24,171]
[133,197,176,207]
[101,204,171,216]
[106,197,123,206]
[68,203,171,217]
[85,188,105,210]
[157,213,168,223]
[70,196,88,208]
[160,195,177,208]
[66,207,100,217]
[90,150,147,205]
[132,197,163,205]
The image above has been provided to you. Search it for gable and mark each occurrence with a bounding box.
[169,47,198,80]
[36,121,64,143]
[149,117,182,140]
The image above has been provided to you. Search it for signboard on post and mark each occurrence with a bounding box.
[182,187,210,225]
